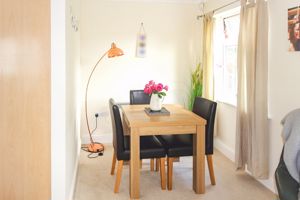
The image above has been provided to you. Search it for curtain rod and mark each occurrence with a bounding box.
[196,0,240,20]
[224,13,240,20]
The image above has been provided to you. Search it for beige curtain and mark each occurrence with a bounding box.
[202,12,214,100]
[235,0,269,178]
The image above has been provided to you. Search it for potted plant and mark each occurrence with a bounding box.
[144,80,168,111]
[188,63,203,111]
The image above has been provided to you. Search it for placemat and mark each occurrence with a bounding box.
[144,107,170,116]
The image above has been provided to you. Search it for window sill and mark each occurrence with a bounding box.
[216,100,236,108]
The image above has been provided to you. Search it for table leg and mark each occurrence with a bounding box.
[130,128,140,199]
[193,125,205,194]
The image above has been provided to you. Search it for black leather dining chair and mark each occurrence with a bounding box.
[158,97,217,190]
[275,147,299,200]
[130,90,151,105]
[129,90,158,170]
[109,98,167,192]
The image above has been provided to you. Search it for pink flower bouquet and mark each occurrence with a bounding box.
[144,80,168,98]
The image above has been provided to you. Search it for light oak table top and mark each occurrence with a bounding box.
[121,104,207,199]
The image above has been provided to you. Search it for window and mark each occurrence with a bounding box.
[213,9,240,106]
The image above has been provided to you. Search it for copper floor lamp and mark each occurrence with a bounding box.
[85,43,124,153]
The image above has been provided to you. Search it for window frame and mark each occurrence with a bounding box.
[213,8,240,107]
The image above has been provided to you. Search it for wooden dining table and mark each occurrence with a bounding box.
[121,104,207,199]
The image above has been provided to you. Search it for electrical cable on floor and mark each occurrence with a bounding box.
[81,114,104,158]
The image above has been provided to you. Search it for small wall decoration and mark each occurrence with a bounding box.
[70,6,79,32]
[136,23,147,57]
[288,6,300,51]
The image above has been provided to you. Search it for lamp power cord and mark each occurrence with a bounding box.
[81,113,104,158]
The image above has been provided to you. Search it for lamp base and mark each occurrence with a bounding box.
[87,142,104,153]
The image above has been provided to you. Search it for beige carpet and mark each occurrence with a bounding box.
[74,145,276,200]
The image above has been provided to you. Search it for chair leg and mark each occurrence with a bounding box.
[173,157,180,162]
[155,158,160,171]
[167,157,174,190]
[207,155,216,185]
[159,158,166,190]
[150,158,154,171]
[110,151,117,175]
[114,160,124,193]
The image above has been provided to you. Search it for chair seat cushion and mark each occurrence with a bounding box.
[157,135,193,157]
[117,136,166,161]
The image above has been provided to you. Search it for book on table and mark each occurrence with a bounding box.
[144,107,170,116]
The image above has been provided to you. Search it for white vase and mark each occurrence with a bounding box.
[150,93,163,111]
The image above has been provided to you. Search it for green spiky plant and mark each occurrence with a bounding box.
[188,63,203,111]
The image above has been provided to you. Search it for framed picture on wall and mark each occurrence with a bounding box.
[136,23,146,58]
[288,6,300,51]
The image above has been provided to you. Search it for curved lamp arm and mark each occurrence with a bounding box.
[85,50,109,144]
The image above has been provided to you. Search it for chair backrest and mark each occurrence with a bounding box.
[109,98,126,156]
[130,90,150,105]
[192,97,217,155]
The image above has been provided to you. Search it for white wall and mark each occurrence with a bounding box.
[51,0,80,199]
[205,0,300,193]
[266,0,300,191]
[51,0,67,199]
[80,0,202,142]
[214,103,236,161]
[66,0,81,199]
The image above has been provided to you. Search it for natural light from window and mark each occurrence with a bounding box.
[213,9,240,106]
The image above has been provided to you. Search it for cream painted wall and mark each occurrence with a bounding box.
[51,0,80,199]
[51,0,67,199]
[266,0,300,191]
[80,1,202,141]
[205,0,300,193]
[66,0,81,199]
[214,103,236,161]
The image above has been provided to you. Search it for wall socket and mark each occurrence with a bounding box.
[95,112,109,117]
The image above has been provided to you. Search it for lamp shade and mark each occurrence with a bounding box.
[108,43,124,58]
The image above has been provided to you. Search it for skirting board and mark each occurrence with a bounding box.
[245,169,276,193]
[68,143,80,200]
[214,137,235,162]
[81,134,112,144]
[214,137,276,193]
